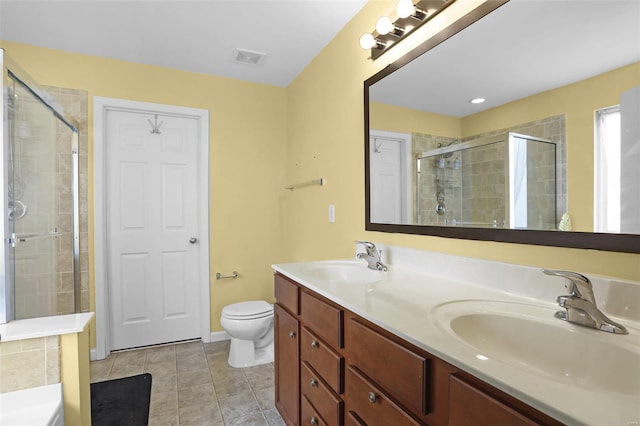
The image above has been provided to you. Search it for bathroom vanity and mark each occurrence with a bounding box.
[273,246,639,425]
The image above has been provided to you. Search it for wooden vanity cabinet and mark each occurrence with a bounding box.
[274,273,562,426]
[275,275,300,426]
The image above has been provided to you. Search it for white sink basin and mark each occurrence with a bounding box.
[431,300,639,395]
[300,260,383,284]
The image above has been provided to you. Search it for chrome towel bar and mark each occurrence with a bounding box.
[216,271,239,280]
[285,178,324,191]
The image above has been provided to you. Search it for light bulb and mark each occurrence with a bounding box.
[359,33,376,50]
[396,0,415,19]
[376,16,393,35]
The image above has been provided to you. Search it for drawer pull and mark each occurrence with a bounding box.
[368,391,378,403]
[310,417,318,426]
[310,378,318,388]
[311,340,319,349]
[289,331,296,338]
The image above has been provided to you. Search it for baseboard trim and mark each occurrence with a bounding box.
[210,331,230,342]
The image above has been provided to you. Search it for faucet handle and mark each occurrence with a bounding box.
[355,240,377,255]
[355,240,375,248]
[543,269,593,300]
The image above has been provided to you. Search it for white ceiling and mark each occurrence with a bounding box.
[370,0,640,117]
[0,0,367,87]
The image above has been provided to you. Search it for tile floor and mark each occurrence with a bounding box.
[90,340,285,426]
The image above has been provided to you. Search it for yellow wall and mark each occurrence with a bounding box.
[284,0,640,282]
[370,101,461,137]
[1,41,288,340]
[61,327,91,426]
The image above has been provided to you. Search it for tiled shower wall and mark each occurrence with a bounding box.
[413,115,566,229]
[413,133,459,225]
[12,86,59,318]
[44,86,90,315]
[461,114,566,229]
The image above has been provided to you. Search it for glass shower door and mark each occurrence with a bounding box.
[8,75,76,319]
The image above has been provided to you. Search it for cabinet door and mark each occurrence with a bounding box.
[275,303,300,426]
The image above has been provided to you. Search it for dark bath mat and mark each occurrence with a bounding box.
[91,373,152,426]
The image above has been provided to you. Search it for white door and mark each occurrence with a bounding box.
[106,110,201,350]
[370,133,409,224]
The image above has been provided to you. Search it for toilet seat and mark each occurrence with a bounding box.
[222,300,273,320]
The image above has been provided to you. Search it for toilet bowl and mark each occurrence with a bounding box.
[220,300,274,368]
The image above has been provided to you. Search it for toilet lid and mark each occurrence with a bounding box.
[222,300,273,319]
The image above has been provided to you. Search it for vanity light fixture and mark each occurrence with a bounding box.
[360,0,455,60]
[359,33,385,50]
[376,16,405,37]
[470,97,486,104]
[397,0,417,19]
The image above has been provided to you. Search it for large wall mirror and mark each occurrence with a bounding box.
[365,0,640,253]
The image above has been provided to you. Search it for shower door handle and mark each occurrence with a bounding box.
[189,237,198,244]
[7,231,62,247]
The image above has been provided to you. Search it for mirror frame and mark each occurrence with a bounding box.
[364,0,640,254]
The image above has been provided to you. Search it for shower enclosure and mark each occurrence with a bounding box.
[416,132,558,230]
[1,50,80,323]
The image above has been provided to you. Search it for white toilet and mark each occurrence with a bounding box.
[220,300,274,368]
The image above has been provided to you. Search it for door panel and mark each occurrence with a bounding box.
[107,109,200,350]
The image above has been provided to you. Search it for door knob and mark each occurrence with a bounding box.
[189,237,198,244]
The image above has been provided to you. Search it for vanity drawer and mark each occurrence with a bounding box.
[301,326,343,394]
[346,318,429,416]
[449,375,540,426]
[301,362,343,426]
[345,412,366,426]
[275,273,299,315]
[345,366,420,426]
[302,396,328,426]
[300,290,343,348]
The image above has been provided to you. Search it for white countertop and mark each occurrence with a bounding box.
[273,248,640,426]
[0,312,94,342]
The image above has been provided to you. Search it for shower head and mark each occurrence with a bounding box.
[437,141,456,158]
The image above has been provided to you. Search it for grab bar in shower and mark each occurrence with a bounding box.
[7,230,63,247]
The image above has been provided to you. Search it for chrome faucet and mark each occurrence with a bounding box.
[543,269,628,335]
[355,241,388,271]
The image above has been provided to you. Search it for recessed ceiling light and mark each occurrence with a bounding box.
[470,97,486,104]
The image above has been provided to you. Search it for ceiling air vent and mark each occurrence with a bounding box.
[232,48,267,67]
